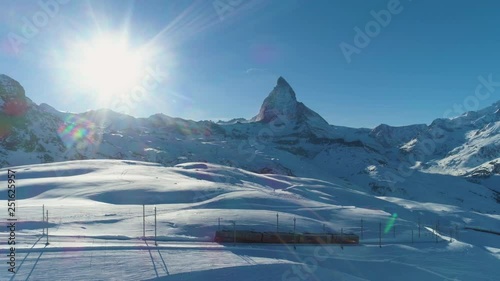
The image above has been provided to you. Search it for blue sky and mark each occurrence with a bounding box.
[1,0,499,128]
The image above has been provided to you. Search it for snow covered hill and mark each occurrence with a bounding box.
[0,160,498,280]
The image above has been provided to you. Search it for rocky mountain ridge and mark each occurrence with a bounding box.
[1,74,498,209]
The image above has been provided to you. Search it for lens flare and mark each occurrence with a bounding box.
[3,98,28,116]
[0,98,29,139]
[384,213,397,234]
[57,115,96,148]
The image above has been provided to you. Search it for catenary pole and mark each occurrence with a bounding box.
[293,217,296,244]
[233,221,236,244]
[42,204,45,236]
[276,213,279,233]
[379,222,382,248]
[361,219,363,240]
[154,207,157,246]
[46,210,49,245]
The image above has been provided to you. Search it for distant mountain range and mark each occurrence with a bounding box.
[1,74,498,210]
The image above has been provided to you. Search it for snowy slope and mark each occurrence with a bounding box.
[0,160,498,280]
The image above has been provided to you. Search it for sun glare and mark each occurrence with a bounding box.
[72,37,145,100]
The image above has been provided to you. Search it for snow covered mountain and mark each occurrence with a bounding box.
[0,74,499,209]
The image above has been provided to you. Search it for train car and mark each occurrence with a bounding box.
[214,230,263,243]
[235,231,263,243]
[340,233,359,244]
[299,233,330,244]
[214,230,359,245]
[214,230,233,243]
[261,232,296,244]
[331,233,359,244]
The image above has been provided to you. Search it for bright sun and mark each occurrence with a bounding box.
[73,37,145,99]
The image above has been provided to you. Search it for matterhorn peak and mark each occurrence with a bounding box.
[276,76,292,87]
[275,76,297,100]
[253,77,298,123]
[252,77,329,128]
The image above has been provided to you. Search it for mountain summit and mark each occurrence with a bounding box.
[0,74,25,100]
[0,74,29,116]
[252,76,329,127]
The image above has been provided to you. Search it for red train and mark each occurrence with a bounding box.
[214,230,359,245]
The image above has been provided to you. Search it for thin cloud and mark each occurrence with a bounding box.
[245,68,268,74]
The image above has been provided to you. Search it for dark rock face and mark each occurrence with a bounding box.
[254,76,298,123]
[0,74,26,99]
[0,75,28,117]
[253,77,329,128]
